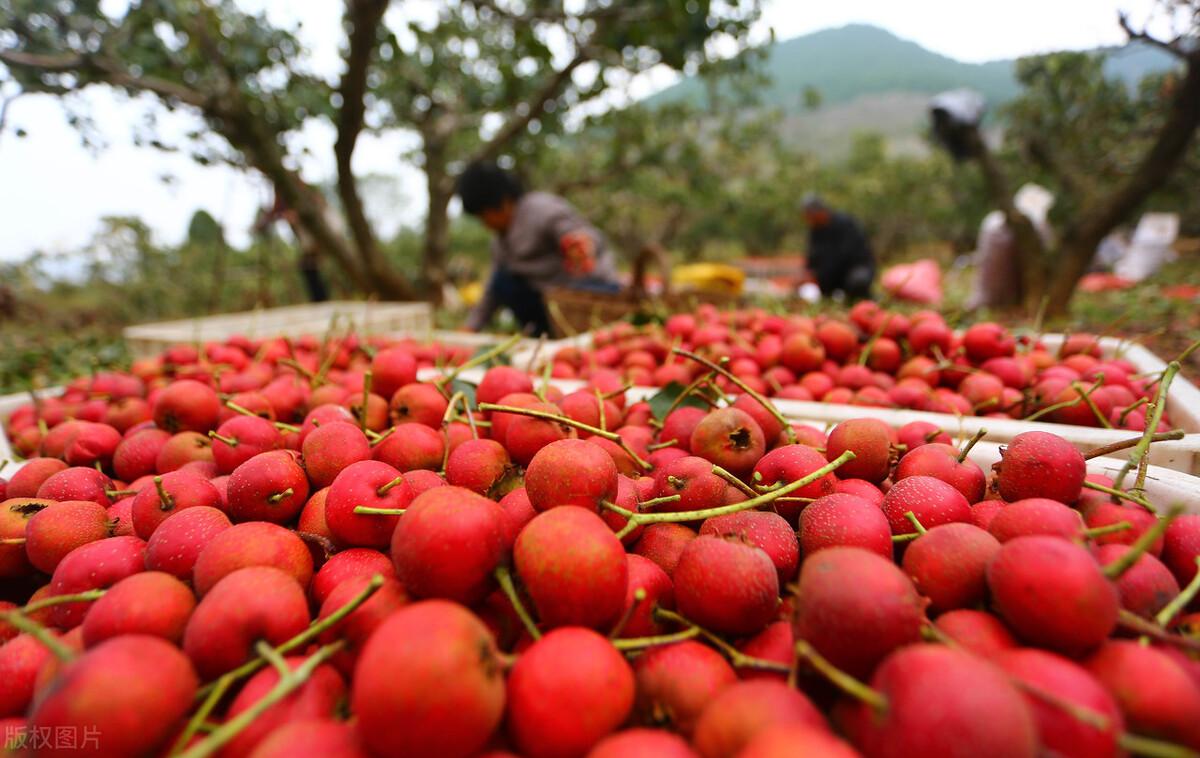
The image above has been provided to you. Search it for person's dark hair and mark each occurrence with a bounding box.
[456,161,525,215]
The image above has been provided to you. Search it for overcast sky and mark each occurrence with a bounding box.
[0,0,1161,262]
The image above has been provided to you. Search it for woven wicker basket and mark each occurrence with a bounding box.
[543,244,740,337]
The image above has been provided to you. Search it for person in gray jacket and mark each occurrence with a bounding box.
[457,161,619,335]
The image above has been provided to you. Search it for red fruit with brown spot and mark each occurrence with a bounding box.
[343,391,389,432]
[131,471,222,539]
[798,493,892,560]
[792,547,925,678]
[933,609,1018,656]
[1086,640,1200,749]
[615,553,675,639]
[988,535,1118,654]
[192,520,313,595]
[674,535,779,637]
[24,499,111,574]
[1096,544,1179,618]
[689,408,766,477]
[731,395,783,447]
[995,431,1086,504]
[845,645,1037,758]
[49,535,146,628]
[634,522,697,577]
[302,421,370,488]
[825,418,892,484]
[391,486,506,605]
[226,450,310,523]
[525,438,619,512]
[326,460,414,548]
[27,635,198,758]
[210,414,281,474]
[445,438,517,498]
[153,379,220,433]
[354,600,505,758]
[881,475,971,536]
[372,422,444,472]
[700,510,799,584]
[388,382,448,428]
[81,570,195,647]
[633,641,736,737]
[987,498,1084,543]
[894,443,985,504]
[997,648,1124,758]
[507,627,633,758]
[901,523,1000,612]
[145,505,231,582]
[155,431,214,473]
[515,507,627,630]
[692,679,828,758]
[183,566,310,679]
[309,546,395,606]
[654,456,727,515]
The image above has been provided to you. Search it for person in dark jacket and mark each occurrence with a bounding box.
[803,195,875,300]
[457,161,619,335]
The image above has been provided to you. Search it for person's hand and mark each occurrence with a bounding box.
[560,230,596,276]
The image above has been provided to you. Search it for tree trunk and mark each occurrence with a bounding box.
[422,139,452,302]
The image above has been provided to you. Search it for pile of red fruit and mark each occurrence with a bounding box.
[0,330,1196,758]
[543,303,1172,432]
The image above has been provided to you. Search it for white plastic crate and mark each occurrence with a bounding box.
[123,301,433,358]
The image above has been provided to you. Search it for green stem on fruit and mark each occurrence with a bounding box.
[105,489,138,499]
[1084,430,1185,460]
[711,465,757,498]
[266,488,293,505]
[1081,522,1132,539]
[1024,390,1089,423]
[648,439,679,452]
[956,428,987,463]
[1117,397,1150,427]
[794,639,888,712]
[1157,557,1200,628]
[635,494,682,510]
[653,608,790,673]
[459,392,479,440]
[171,675,233,755]
[1102,506,1181,580]
[438,391,465,474]
[1072,380,1113,429]
[18,589,107,615]
[595,388,608,432]
[662,370,717,420]
[0,537,25,545]
[437,334,524,387]
[612,627,701,651]
[207,431,237,447]
[892,532,921,543]
[494,565,541,641]
[478,403,652,471]
[376,475,405,497]
[154,475,175,510]
[1082,480,1157,513]
[0,610,75,661]
[178,640,345,758]
[278,358,318,384]
[358,370,374,434]
[353,506,406,516]
[609,588,646,640]
[673,348,798,444]
[194,574,383,701]
[1115,609,1200,654]
[367,426,393,447]
[1117,732,1199,758]
[604,451,856,540]
[1115,361,1179,492]
[904,511,928,536]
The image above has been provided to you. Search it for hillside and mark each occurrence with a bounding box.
[648,24,1178,157]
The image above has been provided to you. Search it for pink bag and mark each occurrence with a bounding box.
[882,259,943,305]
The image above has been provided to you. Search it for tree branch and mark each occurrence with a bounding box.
[1118,12,1193,60]
[0,50,208,107]
[470,49,591,164]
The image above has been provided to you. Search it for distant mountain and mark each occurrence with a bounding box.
[648,24,1179,157]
